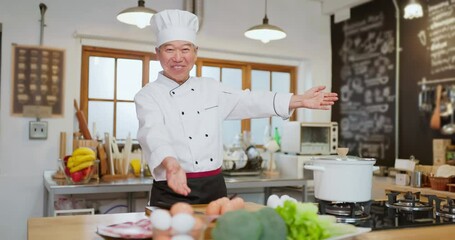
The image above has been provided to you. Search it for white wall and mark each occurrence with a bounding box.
[0,0,331,239]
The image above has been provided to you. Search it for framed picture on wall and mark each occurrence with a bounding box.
[11,44,65,117]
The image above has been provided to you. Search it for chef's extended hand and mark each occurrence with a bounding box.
[162,157,191,196]
[289,86,338,110]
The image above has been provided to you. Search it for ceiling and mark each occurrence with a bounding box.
[314,0,373,15]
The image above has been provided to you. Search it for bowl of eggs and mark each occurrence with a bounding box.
[150,202,208,240]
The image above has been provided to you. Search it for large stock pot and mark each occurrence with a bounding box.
[304,155,379,202]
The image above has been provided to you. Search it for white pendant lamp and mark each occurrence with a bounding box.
[403,0,423,19]
[244,0,286,43]
[117,0,157,29]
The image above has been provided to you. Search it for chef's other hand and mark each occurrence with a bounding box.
[289,86,338,110]
[162,157,191,196]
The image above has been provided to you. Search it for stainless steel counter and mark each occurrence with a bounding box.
[43,171,306,217]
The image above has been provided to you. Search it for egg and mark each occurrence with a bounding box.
[170,202,194,216]
[215,197,230,206]
[193,216,205,231]
[190,217,206,239]
[153,235,172,240]
[171,213,195,234]
[280,195,297,203]
[205,201,221,215]
[267,194,281,208]
[150,209,172,230]
[230,197,245,210]
[220,201,235,214]
[171,235,194,240]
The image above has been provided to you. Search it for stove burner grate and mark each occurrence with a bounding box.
[316,199,372,223]
[436,197,455,220]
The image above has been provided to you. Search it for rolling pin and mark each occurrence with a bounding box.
[74,99,92,140]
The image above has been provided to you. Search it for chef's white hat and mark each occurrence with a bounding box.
[150,9,199,47]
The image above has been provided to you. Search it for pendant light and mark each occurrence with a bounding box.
[403,0,423,19]
[117,0,157,29]
[244,0,286,43]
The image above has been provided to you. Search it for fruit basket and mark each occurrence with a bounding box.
[429,176,455,191]
[58,147,99,184]
[59,159,99,184]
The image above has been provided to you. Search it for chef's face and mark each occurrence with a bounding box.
[156,40,198,84]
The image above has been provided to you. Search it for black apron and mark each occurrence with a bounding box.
[149,172,227,206]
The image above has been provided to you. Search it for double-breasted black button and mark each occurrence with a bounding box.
[191,88,195,91]
[197,111,200,114]
[189,136,192,140]
[210,158,213,162]
[172,91,175,95]
[205,134,208,137]
[181,111,185,115]
[195,161,198,164]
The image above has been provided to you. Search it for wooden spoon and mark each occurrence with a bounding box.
[430,85,442,129]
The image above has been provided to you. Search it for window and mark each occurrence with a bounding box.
[80,46,152,140]
[81,47,296,145]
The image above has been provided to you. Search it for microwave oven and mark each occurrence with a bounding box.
[281,121,338,155]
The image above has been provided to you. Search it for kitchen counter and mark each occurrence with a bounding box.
[28,202,264,240]
[28,206,455,240]
[44,170,307,216]
[384,182,455,199]
[352,225,455,240]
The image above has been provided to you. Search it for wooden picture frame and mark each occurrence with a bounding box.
[11,44,65,117]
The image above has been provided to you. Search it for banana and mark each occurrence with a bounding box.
[67,156,75,168]
[72,147,96,157]
[72,154,96,166]
[70,161,94,173]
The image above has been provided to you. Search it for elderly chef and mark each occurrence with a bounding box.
[135,9,338,205]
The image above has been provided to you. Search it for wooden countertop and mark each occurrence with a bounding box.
[352,225,455,240]
[384,183,455,199]
[28,202,264,240]
[28,201,455,240]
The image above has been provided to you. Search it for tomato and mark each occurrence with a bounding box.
[82,166,92,177]
[63,155,71,163]
[70,171,84,182]
[64,166,71,176]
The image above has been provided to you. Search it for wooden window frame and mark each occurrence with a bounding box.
[80,46,154,137]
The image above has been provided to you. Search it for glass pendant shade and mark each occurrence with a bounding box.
[404,0,423,19]
[244,15,287,43]
[117,0,156,29]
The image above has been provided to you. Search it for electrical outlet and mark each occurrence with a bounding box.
[29,121,48,139]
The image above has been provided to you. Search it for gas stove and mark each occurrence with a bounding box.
[316,191,455,230]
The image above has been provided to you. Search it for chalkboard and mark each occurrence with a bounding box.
[399,0,455,164]
[331,0,397,166]
[425,0,455,75]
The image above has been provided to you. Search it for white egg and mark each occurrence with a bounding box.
[171,213,195,234]
[171,234,194,240]
[150,209,172,230]
[267,194,281,208]
[280,195,297,203]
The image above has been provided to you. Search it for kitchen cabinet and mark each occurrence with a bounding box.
[44,171,307,216]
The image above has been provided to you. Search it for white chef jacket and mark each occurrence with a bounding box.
[135,72,293,181]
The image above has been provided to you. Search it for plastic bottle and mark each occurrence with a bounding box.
[274,127,281,146]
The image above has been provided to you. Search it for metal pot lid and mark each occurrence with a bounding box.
[311,155,376,162]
